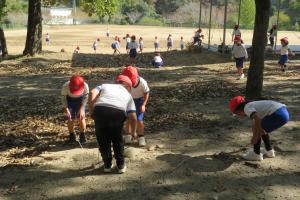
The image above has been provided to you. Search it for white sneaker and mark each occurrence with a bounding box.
[138,136,146,147]
[124,135,132,144]
[260,148,275,158]
[239,73,245,79]
[118,165,127,174]
[104,164,113,173]
[243,150,263,161]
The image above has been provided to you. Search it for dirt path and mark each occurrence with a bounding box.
[0,50,300,200]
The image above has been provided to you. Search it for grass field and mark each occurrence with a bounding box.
[0,25,300,200]
[5,24,300,55]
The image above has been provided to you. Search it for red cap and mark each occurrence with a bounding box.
[229,96,245,113]
[121,66,138,86]
[69,75,85,95]
[280,37,288,44]
[116,75,132,88]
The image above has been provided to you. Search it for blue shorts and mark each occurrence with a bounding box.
[130,49,137,58]
[261,107,289,133]
[152,60,163,68]
[67,95,85,120]
[278,55,288,65]
[134,97,145,121]
[180,44,184,50]
[235,57,245,68]
[154,43,159,49]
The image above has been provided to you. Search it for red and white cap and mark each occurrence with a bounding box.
[69,75,85,95]
[229,96,245,113]
[116,75,132,88]
[121,66,138,86]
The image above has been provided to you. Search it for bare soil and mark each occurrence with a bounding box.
[0,25,300,200]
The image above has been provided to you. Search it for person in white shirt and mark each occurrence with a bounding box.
[232,24,241,42]
[89,75,137,174]
[167,34,173,51]
[121,66,150,146]
[232,36,248,79]
[229,96,289,161]
[193,29,204,45]
[268,25,277,48]
[278,37,294,72]
[139,37,144,54]
[61,75,89,144]
[128,35,139,64]
[180,36,185,50]
[152,52,163,68]
[154,36,160,52]
[112,36,120,55]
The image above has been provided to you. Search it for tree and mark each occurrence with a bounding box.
[0,0,8,58]
[245,0,271,100]
[81,0,118,17]
[240,0,256,28]
[23,0,42,56]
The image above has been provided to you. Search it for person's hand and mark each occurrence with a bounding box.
[140,105,146,113]
[251,136,259,145]
[65,108,71,120]
[79,109,85,120]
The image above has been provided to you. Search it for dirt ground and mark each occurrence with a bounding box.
[0,25,300,200]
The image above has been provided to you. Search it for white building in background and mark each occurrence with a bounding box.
[43,7,74,25]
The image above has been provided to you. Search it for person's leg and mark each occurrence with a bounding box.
[79,117,87,143]
[94,107,113,168]
[253,138,262,154]
[137,121,144,136]
[261,134,272,151]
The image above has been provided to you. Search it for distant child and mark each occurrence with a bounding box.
[193,29,204,45]
[106,29,110,38]
[268,25,277,49]
[124,34,131,53]
[92,38,100,53]
[229,96,289,161]
[232,24,241,42]
[152,52,163,68]
[232,36,248,79]
[45,33,50,45]
[74,45,80,54]
[139,37,144,54]
[112,36,121,55]
[180,36,185,50]
[121,66,150,146]
[278,37,294,72]
[61,75,89,144]
[154,36,160,52]
[167,34,173,51]
[128,35,139,64]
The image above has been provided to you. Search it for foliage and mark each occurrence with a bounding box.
[0,0,7,24]
[278,11,291,28]
[137,16,164,26]
[155,0,187,15]
[80,0,118,17]
[240,0,256,28]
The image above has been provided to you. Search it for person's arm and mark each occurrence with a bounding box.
[251,113,265,144]
[88,88,100,117]
[140,92,149,113]
[61,85,71,120]
[244,46,248,60]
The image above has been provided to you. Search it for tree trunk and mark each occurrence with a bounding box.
[245,0,271,100]
[23,0,42,56]
[0,27,8,58]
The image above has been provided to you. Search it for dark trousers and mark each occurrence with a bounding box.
[93,106,126,168]
[269,37,274,48]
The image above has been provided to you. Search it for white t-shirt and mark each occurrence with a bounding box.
[131,77,150,99]
[94,84,136,114]
[232,29,241,37]
[154,39,159,44]
[61,81,89,106]
[167,37,173,43]
[153,56,163,63]
[126,37,131,43]
[244,100,285,119]
[128,41,139,49]
[180,40,185,45]
[113,41,120,48]
[232,44,248,59]
[280,45,289,55]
